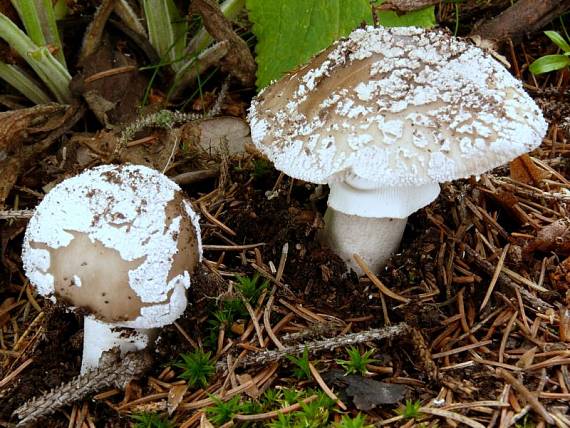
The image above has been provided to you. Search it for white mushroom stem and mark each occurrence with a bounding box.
[321,208,407,274]
[81,316,156,374]
[321,177,441,275]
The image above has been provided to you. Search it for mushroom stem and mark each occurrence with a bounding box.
[81,316,156,374]
[320,208,407,275]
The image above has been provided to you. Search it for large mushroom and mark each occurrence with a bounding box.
[22,164,202,373]
[248,26,547,274]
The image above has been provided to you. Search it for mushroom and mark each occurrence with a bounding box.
[22,164,202,373]
[248,26,547,274]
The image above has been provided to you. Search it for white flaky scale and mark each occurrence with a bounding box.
[22,164,202,373]
[248,26,547,274]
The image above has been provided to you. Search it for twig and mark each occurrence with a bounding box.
[0,358,34,389]
[216,323,410,371]
[376,0,439,12]
[470,0,570,44]
[459,243,553,310]
[497,368,555,425]
[190,0,256,86]
[0,209,34,220]
[480,244,510,311]
[13,351,152,427]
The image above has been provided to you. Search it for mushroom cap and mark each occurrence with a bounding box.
[248,26,547,189]
[22,164,202,329]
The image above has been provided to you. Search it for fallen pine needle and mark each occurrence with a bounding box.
[353,254,410,303]
[308,362,347,411]
[234,395,318,421]
[497,368,555,425]
[419,407,486,428]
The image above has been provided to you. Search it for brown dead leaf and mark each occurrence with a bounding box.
[121,380,143,405]
[0,156,21,209]
[510,154,550,185]
[237,373,260,398]
[483,189,528,225]
[71,40,148,126]
[516,346,537,368]
[167,384,188,415]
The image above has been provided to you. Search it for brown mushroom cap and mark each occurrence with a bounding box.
[248,26,547,189]
[22,164,201,328]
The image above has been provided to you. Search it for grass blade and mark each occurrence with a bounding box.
[0,61,51,104]
[0,12,71,103]
[11,0,67,67]
[142,0,187,72]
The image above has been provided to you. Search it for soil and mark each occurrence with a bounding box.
[0,163,446,425]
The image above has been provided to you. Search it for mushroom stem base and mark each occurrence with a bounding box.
[320,208,407,275]
[81,316,156,374]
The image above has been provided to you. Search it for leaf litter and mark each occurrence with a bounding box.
[1,3,570,428]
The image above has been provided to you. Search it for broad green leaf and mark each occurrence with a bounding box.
[246,0,373,89]
[529,54,570,75]
[246,0,436,89]
[544,30,570,53]
[375,0,436,28]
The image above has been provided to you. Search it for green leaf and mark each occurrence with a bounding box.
[544,30,570,53]
[375,0,435,28]
[143,0,187,72]
[0,12,71,102]
[246,0,373,89]
[11,0,67,67]
[529,54,570,75]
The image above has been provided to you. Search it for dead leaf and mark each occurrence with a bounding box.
[167,384,188,415]
[71,39,148,126]
[0,156,21,208]
[230,321,245,335]
[510,154,549,185]
[516,346,537,368]
[323,369,406,411]
[237,373,260,398]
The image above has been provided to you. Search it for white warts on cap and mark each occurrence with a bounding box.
[22,164,201,329]
[248,26,548,188]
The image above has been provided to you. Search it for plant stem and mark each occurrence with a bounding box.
[186,0,244,54]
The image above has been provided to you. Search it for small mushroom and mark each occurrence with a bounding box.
[22,164,202,372]
[248,26,547,274]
